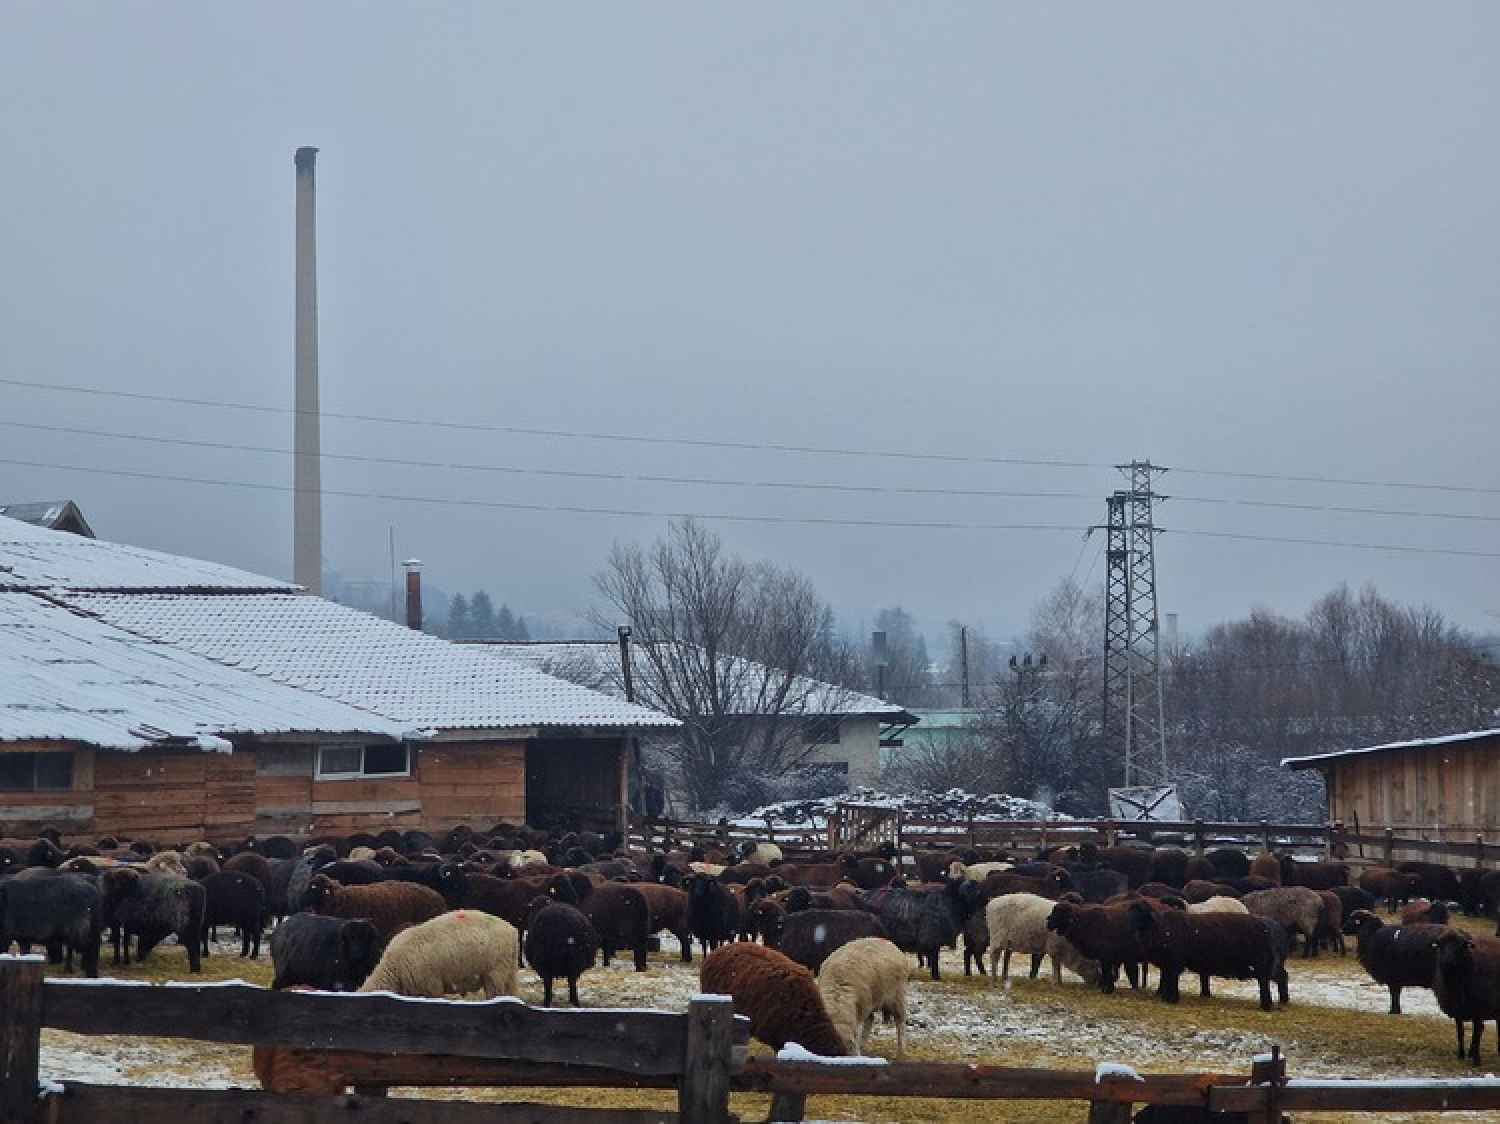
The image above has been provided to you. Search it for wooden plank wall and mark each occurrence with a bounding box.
[418,741,527,827]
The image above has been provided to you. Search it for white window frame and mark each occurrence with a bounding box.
[315,743,411,781]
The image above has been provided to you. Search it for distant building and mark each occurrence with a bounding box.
[884,708,982,771]
[479,640,916,793]
[0,500,94,538]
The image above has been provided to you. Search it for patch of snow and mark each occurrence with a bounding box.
[1096,1062,1145,1082]
[777,1042,889,1066]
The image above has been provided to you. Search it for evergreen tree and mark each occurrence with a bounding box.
[470,591,497,639]
[447,593,471,640]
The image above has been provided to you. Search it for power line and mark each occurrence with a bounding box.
[7,375,1498,498]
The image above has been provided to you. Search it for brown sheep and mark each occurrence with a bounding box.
[1359,867,1421,911]
[304,874,446,945]
[699,942,848,1056]
[546,872,652,972]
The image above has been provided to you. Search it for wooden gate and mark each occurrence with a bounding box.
[828,803,902,851]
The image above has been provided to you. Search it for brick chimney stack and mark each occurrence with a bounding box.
[403,559,424,632]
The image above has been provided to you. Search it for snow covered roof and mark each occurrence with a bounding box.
[66,594,677,733]
[0,515,289,593]
[2,517,677,740]
[479,640,913,720]
[1281,728,1500,769]
[0,594,410,750]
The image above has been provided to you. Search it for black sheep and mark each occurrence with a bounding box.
[1340,908,1450,1014]
[685,874,742,956]
[100,867,206,972]
[1433,929,1500,1064]
[859,877,982,981]
[269,912,382,991]
[1396,860,1462,907]
[523,896,598,1006]
[1127,898,1283,1011]
[547,872,652,972]
[199,870,267,958]
[0,872,103,977]
[776,908,889,974]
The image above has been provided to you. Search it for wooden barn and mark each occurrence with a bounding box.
[0,516,676,844]
[1283,728,1500,845]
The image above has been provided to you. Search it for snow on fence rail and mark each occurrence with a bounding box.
[10,961,1500,1123]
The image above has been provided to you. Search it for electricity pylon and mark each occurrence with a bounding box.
[1100,460,1169,787]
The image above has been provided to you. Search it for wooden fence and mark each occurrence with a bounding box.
[12,959,1500,1122]
[629,809,1500,871]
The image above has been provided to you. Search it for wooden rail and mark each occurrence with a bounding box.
[629,810,1500,871]
[12,960,1500,1122]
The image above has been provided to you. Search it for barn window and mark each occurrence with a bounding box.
[0,752,74,791]
[316,743,410,780]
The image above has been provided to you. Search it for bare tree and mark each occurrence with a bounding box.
[590,519,858,814]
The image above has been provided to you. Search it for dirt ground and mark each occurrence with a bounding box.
[39,913,1500,1123]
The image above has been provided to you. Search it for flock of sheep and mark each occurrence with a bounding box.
[3,824,1500,1072]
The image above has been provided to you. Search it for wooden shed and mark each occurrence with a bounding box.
[1283,728,1500,843]
[1,516,676,843]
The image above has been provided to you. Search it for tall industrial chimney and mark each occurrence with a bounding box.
[293,146,323,595]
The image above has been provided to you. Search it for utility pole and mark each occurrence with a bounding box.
[1100,460,1169,787]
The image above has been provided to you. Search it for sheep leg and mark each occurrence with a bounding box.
[1469,1019,1484,1066]
[1001,946,1013,981]
[1028,952,1043,980]
[677,928,692,963]
[541,976,554,1007]
[1256,973,1274,1012]
[1198,972,1212,998]
[633,941,648,972]
[567,975,581,1007]
[1454,1018,1468,1060]
[1388,984,1403,1015]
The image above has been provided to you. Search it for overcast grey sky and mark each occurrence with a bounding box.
[3,4,1497,646]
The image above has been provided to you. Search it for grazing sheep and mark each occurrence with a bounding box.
[699,942,848,1056]
[1433,929,1500,1064]
[100,867,206,972]
[1313,889,1345,956]
[1396,860,1463,908]
[199,869,267,958]
[859,878,983,981]
[1044,931,1102,986]
[305,873,447,945]
[269,913,382,991]
[0,873,102,976]
[776,909,890,974]
[1340,909,1450,1014]
[1278,856,1351,891]
[1240,887,1324,957]
[633,881,694,963]
[685,873,742,957]
[1358,866,1421,911]
[359,909,519,999]
[523,896,597,1007]
[1126,898,1284,1011]
[817,937,908,1056]
[1045,898,1148,994]
[1400,898,1451,925]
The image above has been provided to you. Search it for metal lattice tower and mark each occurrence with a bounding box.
[1101,460,1168,787]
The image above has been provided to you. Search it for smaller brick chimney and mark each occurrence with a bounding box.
[403,559,423,631]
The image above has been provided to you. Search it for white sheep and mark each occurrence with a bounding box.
[816,936,908,1057]
[985,892,1063,981]
[948,859,1014,883]
[507,849,550,872]
[1189,895,1250,915]
[346,845,379,863]
[358,909,519,999]
[143,850,189,879]
[739,841,784,865]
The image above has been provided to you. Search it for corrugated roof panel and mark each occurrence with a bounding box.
[66,593,678,732]
[0,596,409,748]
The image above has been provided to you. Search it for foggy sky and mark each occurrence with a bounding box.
[3,4,1498,649]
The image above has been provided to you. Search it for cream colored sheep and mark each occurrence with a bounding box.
[948,859,1014,883]
[358,909,519,999]
[1188,895,1250,915]
[346,845,379,863]
[507,849,550,872]
[144,850,189,878]
[985,891,1061,981]
[817,936,908,1057]
[1043,931,1101,986]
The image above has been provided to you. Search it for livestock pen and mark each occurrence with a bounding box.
[10,956,1500,1123]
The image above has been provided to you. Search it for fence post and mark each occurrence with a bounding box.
[0,956,46,1124]
[681,995,735,1123]
[1384,828,1395,866]
[1260,820,1271,853]
[1250,1046,1286,1124]
[1193,819,1206,856]
[1086,1097,1132,1123]
[1477,834,1486,868]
